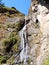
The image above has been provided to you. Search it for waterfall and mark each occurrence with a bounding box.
[19,17,28,64]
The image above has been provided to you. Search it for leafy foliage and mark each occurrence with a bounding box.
[43,58,49,65]
[0,55,6,64]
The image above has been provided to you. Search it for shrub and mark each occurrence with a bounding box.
[11,7,16,10]
[2,36,18,48]
[2,39,10,48]
[0,55,6,64]
[42,58,49,65]
[2,31,20,52]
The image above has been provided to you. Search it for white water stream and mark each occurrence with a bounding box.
[19,17,28,64]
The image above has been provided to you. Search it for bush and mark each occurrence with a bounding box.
[2,31,20,53]
[2,36,18,48]
[12,43,19,53]
[42,58,49,65]
[0,55,6,64]
[11,7,16,10]
[2,39,10,48]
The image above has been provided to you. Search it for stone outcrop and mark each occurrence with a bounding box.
[27,0,49,65]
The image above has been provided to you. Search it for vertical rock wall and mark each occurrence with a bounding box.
[27,0,49,65]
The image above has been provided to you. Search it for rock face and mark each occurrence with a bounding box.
[0,8,25,65]
[0,0,49,65]
[27,0,49,65]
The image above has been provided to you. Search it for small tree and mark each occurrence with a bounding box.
[11,7,16,10]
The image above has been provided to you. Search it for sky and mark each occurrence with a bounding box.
[2,0,31,15]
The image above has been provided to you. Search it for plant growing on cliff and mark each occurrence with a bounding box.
[6,21,24,31]
[42,58,49,65]
[0,55,6,64]
[2,30,20,53]
[2,36,18,52]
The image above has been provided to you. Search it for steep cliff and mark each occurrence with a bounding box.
[0,0,49,65]
[27,0,49,65]
[0,6,25,65]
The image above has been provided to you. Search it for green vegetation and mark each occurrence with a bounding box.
[11,7,16,10]
[0,55,6,64]
[2,32,20,51]
[0,2,24,64]
[0,6,24,17]
[24,57,32,65]
[0,17,24,64]
[1,6,16,11]
[2,36,17,48]
[6,21,24,31]
[0,24,3,28]
[1,30,20,64]
[0,0,24,17]
[42,58,49,65]
[12,43,19,53]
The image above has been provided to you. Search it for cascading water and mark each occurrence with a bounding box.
[19,17,28,64]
